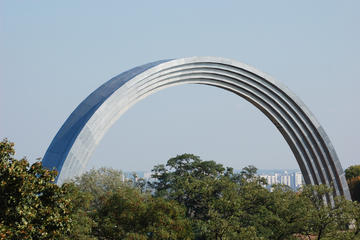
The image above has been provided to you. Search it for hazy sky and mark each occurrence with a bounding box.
[1,1,359,172]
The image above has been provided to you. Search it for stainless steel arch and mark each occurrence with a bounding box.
[42,56,351,199]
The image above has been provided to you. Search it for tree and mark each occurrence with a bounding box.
[71,167,193,239]
[150,153,360,239]
[345,165,360,180]
[150,154,283,239]
[60,183,97,240]
[252,184,310,240]
[127,172,149,193]
[297,184,360,240]
[345,165,360,202]
[71,167,126,210]
[0,139,73,240]
[348,176,360,202]
[96,186,193,239]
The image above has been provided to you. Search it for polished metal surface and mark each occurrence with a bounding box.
[42,57,351,200]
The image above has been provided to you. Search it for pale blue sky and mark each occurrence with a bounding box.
[0,1,359,171]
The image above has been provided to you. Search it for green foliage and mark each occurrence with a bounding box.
[299,185,348,239]
[346,165,360,180]
[348,176,360,202]
[95,186,192,239]
[150,154,238,218]
[60,183,97,240]
[346,165,360,202]
[150,154,275,239]
[71,167,126,210]
[0,139,73,240]
[71,167,192,239]
[151,153,360,240]
[3,141,360,240]
[127,172,150,193]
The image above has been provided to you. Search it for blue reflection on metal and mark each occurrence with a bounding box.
[42,59,171,175]
[40,56,350,200]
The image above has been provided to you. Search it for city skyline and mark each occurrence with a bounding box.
[122,168,304,192]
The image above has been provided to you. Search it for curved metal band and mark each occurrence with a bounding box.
[41,57,351,200]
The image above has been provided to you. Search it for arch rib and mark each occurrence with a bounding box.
[41,57,350,200]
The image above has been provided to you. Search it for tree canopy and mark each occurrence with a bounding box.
[0,139,74,240]
[150,153,360,240]
[70,167,193,239]
[346,165,360,202]
[1,140,360,240]
[346,165,360,181]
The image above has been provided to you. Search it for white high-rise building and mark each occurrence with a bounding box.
[258,170,303,191]
[295,172,303,189]
[280,175,291,187]
[143,172,152,180]
[274,173,278,184]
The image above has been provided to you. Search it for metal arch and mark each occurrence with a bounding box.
[42,56,351,200]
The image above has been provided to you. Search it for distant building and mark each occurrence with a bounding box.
[127,169,304,192]
[280,175,291,186]
[143,172,152,180]
[295,172,303,189]
[259,170,304,191]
